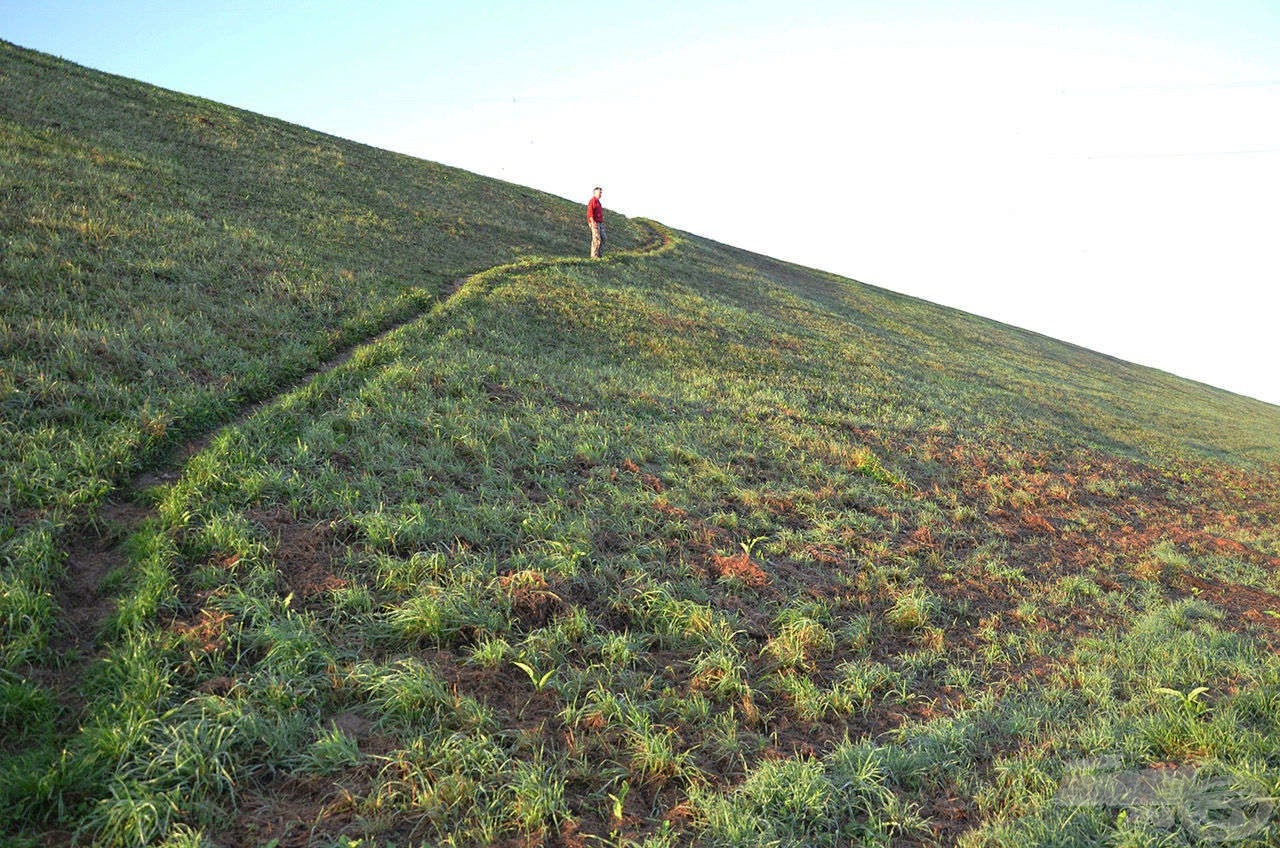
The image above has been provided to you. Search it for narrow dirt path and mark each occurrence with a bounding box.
[33,218,676,706]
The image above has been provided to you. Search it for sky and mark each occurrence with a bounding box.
[4,0,1279,406]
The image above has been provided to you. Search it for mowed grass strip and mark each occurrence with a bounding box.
[7,224,1279,846]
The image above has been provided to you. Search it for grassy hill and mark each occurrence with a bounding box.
[3,40,1280,848]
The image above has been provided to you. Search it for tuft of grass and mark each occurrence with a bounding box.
[292,723,362,776]
[765,606,835,671]
[690,743,928,847]
[509,747,568,835]
[885,586,937,632]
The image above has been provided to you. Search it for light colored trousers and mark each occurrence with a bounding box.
[589,220,605,258]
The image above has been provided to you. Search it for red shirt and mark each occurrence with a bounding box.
[587,196,604,223]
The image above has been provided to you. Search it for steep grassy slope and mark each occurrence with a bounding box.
[3,41,1280,848]
[1,38,645,526]
[0,38,644,669]
[647,237,1280,467]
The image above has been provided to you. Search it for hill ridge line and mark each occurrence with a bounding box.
[441,217,676,301]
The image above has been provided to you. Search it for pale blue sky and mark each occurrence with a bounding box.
[4,1,1279,405]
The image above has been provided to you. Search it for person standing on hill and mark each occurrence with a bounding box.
[587,186,605,258]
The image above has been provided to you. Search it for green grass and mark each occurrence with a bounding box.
[5,39,1280,848]
[0,37,646,667]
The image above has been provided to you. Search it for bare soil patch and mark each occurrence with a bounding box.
[250,508,348,602]
[53,500,150,652]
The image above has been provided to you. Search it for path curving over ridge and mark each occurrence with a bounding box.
[42,217,679,676]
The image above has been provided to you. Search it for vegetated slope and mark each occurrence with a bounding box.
[0,38,646,527]
[0,38,644,676]
[697,238,1280,468]
[3,41,1280,848]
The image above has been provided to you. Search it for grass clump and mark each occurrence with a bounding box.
[886,586,938,632]
[691,742,929,847]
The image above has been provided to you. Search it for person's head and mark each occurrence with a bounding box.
[593,186,603,198]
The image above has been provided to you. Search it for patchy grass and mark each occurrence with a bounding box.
[4,39,1280,848]
[0,38,645,669]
